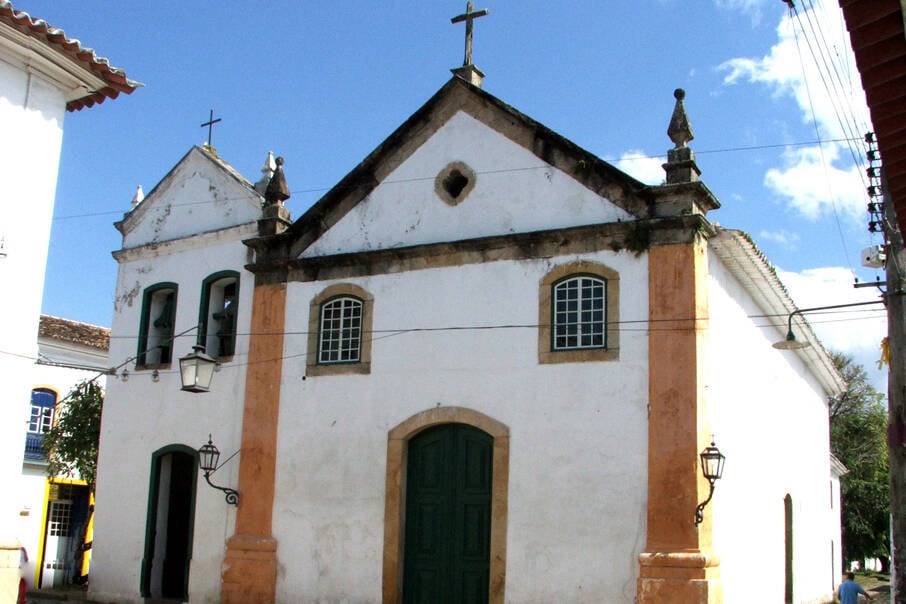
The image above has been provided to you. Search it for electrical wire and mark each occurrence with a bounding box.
[50,137,867,222]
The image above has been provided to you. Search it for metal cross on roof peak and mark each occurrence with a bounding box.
[200,109,222,147]
[451,2,489,67]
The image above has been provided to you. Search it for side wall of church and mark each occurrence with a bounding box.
[272,249,650,603]
[706,253,838,604]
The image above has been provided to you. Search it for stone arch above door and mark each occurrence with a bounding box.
[382,407,509,603]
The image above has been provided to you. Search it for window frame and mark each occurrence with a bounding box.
[28,388,57,434]
[25,388,57,462]
[551,273,607,351]
[317,295,364,365]
[306,283,374,376]
[136,282,179,369]
[197,271,240,359]
[538,261,620,364]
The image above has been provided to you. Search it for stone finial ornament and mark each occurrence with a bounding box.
[264,156,290,206]
[131,185,145,207]
[663,88,701,184]
[667,88,694,149]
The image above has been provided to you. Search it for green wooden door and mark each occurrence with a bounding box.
[403,424,492,604]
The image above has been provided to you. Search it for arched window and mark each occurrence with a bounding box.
[538,261,620,364]
[137,282,178,368]
[198,271,240,358]
[318,296,363,364]
[552,274,607,350]
[306,283,374,376]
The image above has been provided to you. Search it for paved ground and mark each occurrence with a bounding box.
[860,572,892,604]
[26,588,91,604]
[26,582,893,603]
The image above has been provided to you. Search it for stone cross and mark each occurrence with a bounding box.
[200,109,222,147]
[451,2,489,67]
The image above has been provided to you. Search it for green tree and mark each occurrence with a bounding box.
[829,353,889,569]
[42,379,103,490]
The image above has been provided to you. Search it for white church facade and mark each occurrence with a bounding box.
[91,76,844,603]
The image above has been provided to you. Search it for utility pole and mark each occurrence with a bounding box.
[884,169,906,603]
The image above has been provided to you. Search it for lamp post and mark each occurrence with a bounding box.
[198,436,239,506]
[179,345,216,392]
[694,441,725,526]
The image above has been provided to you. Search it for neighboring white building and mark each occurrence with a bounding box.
[16,315,110,590]
[0,2,136,600]
[92,76,844,604]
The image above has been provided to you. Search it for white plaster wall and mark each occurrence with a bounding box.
[14,468,47,589]
[273,250,650,603]
[302,111,635,258]
[121,150,262,250]
[707,253,838,603]
[91,234,252,604]
[0,56,66,541]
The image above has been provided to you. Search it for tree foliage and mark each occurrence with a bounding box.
[42,379,103,490]
[829,352,889,567]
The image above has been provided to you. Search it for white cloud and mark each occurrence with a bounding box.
[713,0,771,25]
[616,151,665,185]
[763,144,865,221]
[758,229,800,249]
[776,265,887,389]
[719,5,871,139]
[720,4,873,223]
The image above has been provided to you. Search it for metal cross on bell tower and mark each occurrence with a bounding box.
[450,2,489,87]
[200,109,222,148]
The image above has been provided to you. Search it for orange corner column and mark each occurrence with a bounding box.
[637,238,721,604]
[221,281,286,604]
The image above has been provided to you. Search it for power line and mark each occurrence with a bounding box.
[136,307,889,379]
[51,137,867,222]
[9,305,884,380]
[97,306,887,342]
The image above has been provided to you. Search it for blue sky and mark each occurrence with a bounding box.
[23,0,887,386]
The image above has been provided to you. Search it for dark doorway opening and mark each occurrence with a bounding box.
[141,446,197,599]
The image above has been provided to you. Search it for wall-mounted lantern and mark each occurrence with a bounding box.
[694,440,725,526]
[197,435,239,506]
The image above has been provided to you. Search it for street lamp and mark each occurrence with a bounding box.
[179,345,216,392]
[694,440,725,526]
[773,300,885,350]
[197,435,239,506]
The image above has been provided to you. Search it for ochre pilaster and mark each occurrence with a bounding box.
[638,239,721,603]
[221,282,286,604]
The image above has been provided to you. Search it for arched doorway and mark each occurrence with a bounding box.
[383,407,509,604]
[141,445,198,599]
[403,423,492,603]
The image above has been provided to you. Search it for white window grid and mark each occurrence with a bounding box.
[28,405,53,434]
[553,276,606,350]
[319,297,363,364]
[49,501,72,537]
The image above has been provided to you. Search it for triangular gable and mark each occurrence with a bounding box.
[116,145,263,250]
[280,77,653,260]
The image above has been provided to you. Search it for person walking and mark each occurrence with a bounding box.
[838,571,874,603]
